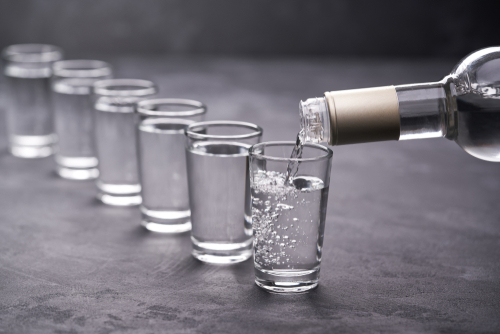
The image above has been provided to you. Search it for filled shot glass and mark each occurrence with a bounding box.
[185,121,262,264]
[93,79,157,206]
[136,99,207,233]
[248,141,332,293]
[52,60,112,180]
[2,44,63,158]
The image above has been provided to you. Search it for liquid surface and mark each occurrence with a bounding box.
[252,170,328,271]
[456,93,500,162]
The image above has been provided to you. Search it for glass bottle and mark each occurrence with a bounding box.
[299,47,500,162]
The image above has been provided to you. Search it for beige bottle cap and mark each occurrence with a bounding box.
[325,86,400,146]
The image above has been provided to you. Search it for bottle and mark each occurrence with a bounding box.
[299,47,500,162]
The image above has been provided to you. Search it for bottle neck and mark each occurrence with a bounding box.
[396,80,453,141]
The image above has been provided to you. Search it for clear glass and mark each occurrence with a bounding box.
[52,60,112,179]
[249,142,332,293]
[93,79,157,206]
[136,99,207,233]
[185,121,263,264]
[300,47,500,162]
[2,44,63,158]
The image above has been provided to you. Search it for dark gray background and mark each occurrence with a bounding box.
[0,0,498,58]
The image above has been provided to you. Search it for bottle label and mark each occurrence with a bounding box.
[325,86,400,145]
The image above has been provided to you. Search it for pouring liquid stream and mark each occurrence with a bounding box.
[284,129,305,185]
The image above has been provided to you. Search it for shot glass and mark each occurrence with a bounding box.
[2,44,63,158]
[136,98,207,233]
[93,79,157,206]
[248,141,332,293]
[185,121,263,264]
[52,60,112,180]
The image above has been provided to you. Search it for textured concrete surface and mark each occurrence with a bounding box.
[0,57,499,333]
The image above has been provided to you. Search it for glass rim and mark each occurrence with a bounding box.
[185,120,263,140]
[2,44,63,63]
[53,60,111,78]
[249,141,333,162]
[136,98,207,117]
[93,79,157,97]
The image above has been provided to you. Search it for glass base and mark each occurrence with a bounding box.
[9,134,56,158]
[10,145,53,158]
[56,155,98,180]
[57,166,99,180]
[97,193,142,206]
[96,181,141,206]
[140,206,191,233]
[255,279,318,293]
[142,221,192,233]
[191,236,253,264]
[254,267,320,294]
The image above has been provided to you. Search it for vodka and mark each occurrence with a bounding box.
[138,119,192,233]
[284,130,304,185]
[2,44,63,158]
[249,142,332,293]
[93,79,157,206]
[252,171,328,270]
[186,141,253,263]
[300,47,500,162]
[52,60,112,180]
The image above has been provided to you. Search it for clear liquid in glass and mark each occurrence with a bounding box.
[138,121,191,233]
[5,74,55,158]
[52,79,98,179]
[94,109,141,206]
[252,170,328,293]
[186,141,253,264]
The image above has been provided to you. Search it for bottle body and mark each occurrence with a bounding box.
[300,47,500,162]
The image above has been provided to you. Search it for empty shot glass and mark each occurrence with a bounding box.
[52,60,112,180]
[136,99,207,233]
[185,121,263,264]
[93,79,157,206]
[249,141,332,293]
[2,44,63,158]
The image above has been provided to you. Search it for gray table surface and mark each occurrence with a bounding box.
[0,56,499,334]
